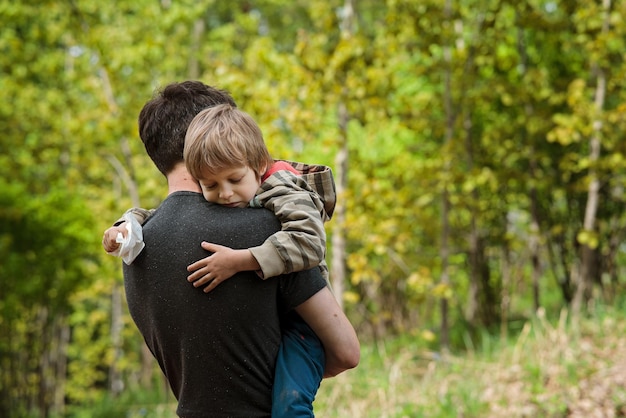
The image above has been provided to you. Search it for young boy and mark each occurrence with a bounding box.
[181,103,333,289]
[104,103,338,416]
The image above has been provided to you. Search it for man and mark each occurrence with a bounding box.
[118,81,359,417]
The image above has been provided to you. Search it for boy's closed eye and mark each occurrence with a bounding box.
[201,175,244,190]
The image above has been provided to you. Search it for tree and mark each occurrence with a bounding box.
[0,181,96,417]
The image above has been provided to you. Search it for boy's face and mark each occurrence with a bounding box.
[197,165,261,208]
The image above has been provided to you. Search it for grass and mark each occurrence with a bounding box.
[313,306,626,417]
[68,304,626,417]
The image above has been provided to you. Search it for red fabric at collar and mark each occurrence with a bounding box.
[262,161,299,181]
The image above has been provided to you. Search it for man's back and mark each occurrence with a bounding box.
[124,191,325,417]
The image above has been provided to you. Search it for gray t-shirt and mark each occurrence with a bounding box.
[124,191,327,418]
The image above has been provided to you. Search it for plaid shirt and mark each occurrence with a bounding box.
[249,160,335,283]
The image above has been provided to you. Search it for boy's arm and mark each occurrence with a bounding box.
[102,207,155,254]
[186,242,261,293]
[112,207,155,226]
[248,172,328,279]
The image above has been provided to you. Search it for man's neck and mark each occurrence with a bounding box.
[166,163,201,194]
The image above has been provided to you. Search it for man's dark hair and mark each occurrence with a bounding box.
[138,81,237,176]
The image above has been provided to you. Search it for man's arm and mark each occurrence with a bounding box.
[294,287,360,377]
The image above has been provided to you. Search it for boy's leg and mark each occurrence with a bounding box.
[272,312,325,418]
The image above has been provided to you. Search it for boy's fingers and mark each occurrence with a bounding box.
[203,277,221,293]
[201,241,226,251]
[187,258,210,272]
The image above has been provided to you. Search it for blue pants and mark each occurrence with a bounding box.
[272,313,325,418]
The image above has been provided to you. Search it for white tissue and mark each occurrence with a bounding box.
[110,213,145,265]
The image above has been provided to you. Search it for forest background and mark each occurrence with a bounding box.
[2,0,626,417]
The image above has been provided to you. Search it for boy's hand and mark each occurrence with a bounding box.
[102,223,127,253]
[187,242,260,293]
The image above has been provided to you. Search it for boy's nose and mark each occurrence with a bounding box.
[219,187,233,199]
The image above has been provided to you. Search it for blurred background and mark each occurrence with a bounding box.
[2,0,626,416]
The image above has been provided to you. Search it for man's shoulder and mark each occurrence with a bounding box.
[150,193,281,233]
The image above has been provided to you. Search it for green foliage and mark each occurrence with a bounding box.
[0,178,97,416]
[0,179,96,314]
[3,0,626,415]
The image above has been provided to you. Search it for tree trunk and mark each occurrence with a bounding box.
[188,18,204,80]
[572,0,610,313]
[516,10,544,312]
[605,217,623,302]
[463,113,479,325]
[37,307,50,418]
[463,112,498,327]
[466,219,478,323]
[500,245,511,341]
[54,322,70,416]
[439,0,454,351]
[331,108,348,308]
[330,0,356,308]
[109,283,124,396]
[529,186,541,311]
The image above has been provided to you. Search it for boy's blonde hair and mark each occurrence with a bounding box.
[184,104,274,180]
